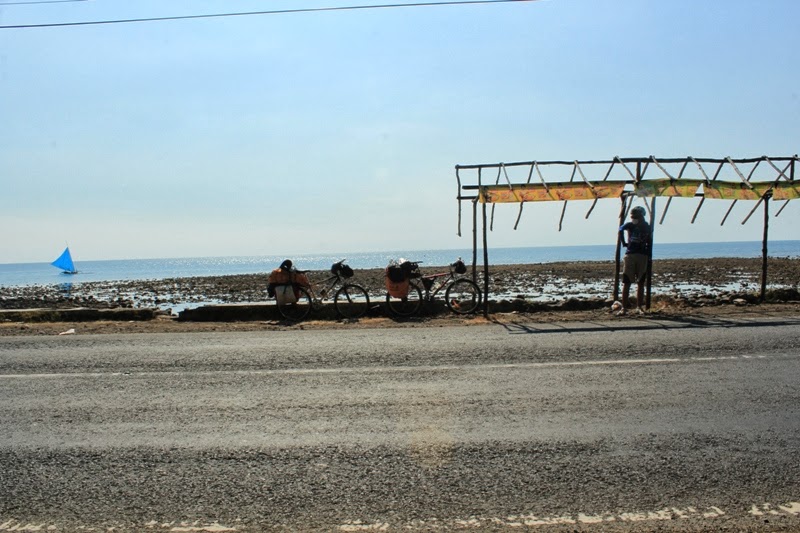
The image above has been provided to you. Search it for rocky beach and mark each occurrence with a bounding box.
[1,257,798,315]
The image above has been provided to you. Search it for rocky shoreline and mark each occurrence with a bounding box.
[1,257,799,313]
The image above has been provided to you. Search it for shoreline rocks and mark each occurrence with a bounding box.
[1,257,798,313]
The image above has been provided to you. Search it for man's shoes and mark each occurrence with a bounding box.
[615,309,627,316]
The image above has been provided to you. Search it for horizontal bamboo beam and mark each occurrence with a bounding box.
[455,155,799,171]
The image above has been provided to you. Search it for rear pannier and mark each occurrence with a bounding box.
[385,260,418,298]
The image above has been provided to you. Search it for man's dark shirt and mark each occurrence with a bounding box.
[619,220,652,255]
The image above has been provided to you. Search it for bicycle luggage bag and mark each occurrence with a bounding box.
[340,265,354,278]
[386,264,406,283]
[275,284,298,305]
[385,277,410,299]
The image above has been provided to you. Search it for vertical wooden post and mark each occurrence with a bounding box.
[482,197,490,317]
[760,194,770,302]
[646,196,656,310]
[476,167,483,289]
[613,195,626,302]
[471,199,478,282]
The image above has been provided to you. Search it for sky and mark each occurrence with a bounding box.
[1,0,798,263]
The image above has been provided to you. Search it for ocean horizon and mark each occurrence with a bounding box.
[1,240,799,288]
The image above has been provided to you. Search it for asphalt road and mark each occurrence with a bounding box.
[1,316,800,532]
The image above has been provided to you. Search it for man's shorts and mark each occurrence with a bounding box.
[623,253,648,283]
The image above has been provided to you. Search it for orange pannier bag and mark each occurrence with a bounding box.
[268,268,312,303]
[292,272,311,288]
[385,265,410,298]
[268,269,310,288]
[268,268,292,285]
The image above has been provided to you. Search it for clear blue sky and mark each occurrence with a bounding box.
[1,0,798,263]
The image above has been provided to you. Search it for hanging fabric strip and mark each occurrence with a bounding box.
[634,178,703,198]
[479,182,625,203]
[704,181,773,200]
[771,181,800,200]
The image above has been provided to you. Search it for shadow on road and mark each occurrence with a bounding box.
[491,312,800,335]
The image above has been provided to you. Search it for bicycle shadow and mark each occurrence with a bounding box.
[490,311,800,335]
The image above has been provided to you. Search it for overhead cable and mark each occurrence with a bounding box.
[0,0,87,4]
[0,0,537,29]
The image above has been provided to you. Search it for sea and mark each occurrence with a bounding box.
[1,240,799,288]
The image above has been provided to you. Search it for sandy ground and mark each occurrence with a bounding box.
[1,257,798,336]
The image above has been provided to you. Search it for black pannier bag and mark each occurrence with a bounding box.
[400,260,418,278]
[331,262,355,278]
[387,264,406,283]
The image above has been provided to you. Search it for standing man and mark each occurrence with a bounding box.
[618,205,652,315]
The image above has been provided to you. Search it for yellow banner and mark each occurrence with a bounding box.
[479,182,625,203]
[476,179,798,203]
[703,182,774,200]
[634,179,702,198]
[771,182,800,200]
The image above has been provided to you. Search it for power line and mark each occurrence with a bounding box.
[0,0,536,29]
[0,0,87,5]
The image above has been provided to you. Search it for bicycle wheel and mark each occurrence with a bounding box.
[385,281,423,317]
[334,284,370,319]
[444,278,482,314]
[277,286,312,322]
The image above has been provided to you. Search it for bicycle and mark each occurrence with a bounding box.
[274,259,371,322]
[385,258,482,317]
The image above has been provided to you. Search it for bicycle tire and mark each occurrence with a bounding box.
[334,284,370,319]
[444,278,482,314]
[385,281,423,317]
[277,286,312,321]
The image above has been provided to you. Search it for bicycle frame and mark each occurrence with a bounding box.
[309,274,343,303]
[416,271,455,301]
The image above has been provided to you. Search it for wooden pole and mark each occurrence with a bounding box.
[472,199,478,282]
[613,195,626,302]
[475,167,482,286]
[760,194,770,302]
[647,196,655,310]
[482,198,490,317]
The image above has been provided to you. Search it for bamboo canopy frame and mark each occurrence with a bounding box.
[455,155,799,316]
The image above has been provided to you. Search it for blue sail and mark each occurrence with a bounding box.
[51,247,77,274]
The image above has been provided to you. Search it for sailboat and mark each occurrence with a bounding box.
[51,246,78,274]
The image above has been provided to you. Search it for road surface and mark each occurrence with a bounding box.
[1,316,799,531]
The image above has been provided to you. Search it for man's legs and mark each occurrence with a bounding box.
[620,253,647,315]
[621,275,631,310]
[636,280,645,310]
